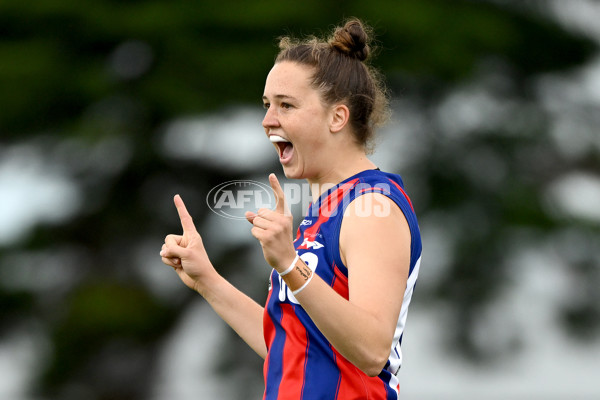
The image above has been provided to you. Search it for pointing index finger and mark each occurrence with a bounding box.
[269,173,290,216]
[174,194,197,233]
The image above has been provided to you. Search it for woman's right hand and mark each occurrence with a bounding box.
[160,195,216,294]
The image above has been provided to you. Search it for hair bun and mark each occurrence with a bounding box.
[330,19,370,61]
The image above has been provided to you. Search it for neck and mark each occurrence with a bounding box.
[307,154,377,202]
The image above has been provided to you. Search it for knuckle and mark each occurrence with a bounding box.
[255,208,265,217]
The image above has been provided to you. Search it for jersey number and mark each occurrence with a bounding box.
[278,252,318,304]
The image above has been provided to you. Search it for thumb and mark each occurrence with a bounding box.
[245,210,257,224]
[174,194,197,234]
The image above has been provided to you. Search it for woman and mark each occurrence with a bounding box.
[160,18,422,400]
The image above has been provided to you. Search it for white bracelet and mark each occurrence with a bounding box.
[278,253,299,277]
[292,273,314,296]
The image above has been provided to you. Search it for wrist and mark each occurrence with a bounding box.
[277,253,299,276]
[193,269,222,298]
[279,257,314,294]
[275,251,298,275]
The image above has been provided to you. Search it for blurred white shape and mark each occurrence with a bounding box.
[549,0,600,42]
[436,88,493,137]
[536,55,600,160]
[0,339,28,398]
[371,101,428,171]
[545,172,600,222]
[548,111,600,160]
[416,212,458,288]
[161,108,274,172]
[0,325,50,400]
[109,40,154,80]
[579,56,600,104]
[132,240,187,302]
[54,134,133,177]
[435,82,517,139]
[0,145,81,246]
[150,301,236,400]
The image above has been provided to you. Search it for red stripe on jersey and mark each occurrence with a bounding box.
[333,346,390,399]
[304,179,359,241]
[263,278,276,350]
[330,265,391,399]
[331,264,349,300]
[262,280,276,390]
[387,178,414,211]
[262,351,271,398]
[277,304,309,400]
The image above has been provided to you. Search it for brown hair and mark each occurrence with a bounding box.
[275,18,389,153]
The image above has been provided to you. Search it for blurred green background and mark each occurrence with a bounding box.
[1,0,599,399]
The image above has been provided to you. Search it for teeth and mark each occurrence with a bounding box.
[269,135,289,143]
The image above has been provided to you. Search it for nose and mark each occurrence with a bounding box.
[262,106,280,131]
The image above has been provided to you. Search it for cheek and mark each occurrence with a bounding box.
[294,130,320,154]
[288,108,329,150]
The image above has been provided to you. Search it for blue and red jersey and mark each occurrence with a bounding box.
[262,169,422,400]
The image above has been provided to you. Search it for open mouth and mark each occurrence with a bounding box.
[269,135,294,163]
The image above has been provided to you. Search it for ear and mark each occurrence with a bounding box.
[329,104,350,133]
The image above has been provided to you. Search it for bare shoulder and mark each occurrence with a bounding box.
[339,193,410,267]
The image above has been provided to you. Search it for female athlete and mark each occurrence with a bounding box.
[160,18,422,400]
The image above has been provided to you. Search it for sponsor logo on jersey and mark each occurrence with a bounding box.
[298,238,324,250]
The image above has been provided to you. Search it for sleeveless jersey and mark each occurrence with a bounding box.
[262,169,422,400]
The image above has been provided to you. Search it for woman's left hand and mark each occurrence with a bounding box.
[245,173,296,272]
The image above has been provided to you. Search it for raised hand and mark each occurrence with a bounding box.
[245,174,296,272]
[160,195,215,293]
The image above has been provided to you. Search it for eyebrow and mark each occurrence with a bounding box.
[262,94,298,102]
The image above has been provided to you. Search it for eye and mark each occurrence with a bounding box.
[263,102,270,109]
[281,102,292,109]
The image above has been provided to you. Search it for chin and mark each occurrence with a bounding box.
[281,164,304,180]
[281,168,296,180]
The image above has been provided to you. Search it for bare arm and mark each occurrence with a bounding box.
[160,195,267,359]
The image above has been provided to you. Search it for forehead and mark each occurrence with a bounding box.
[263,62,316,99]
